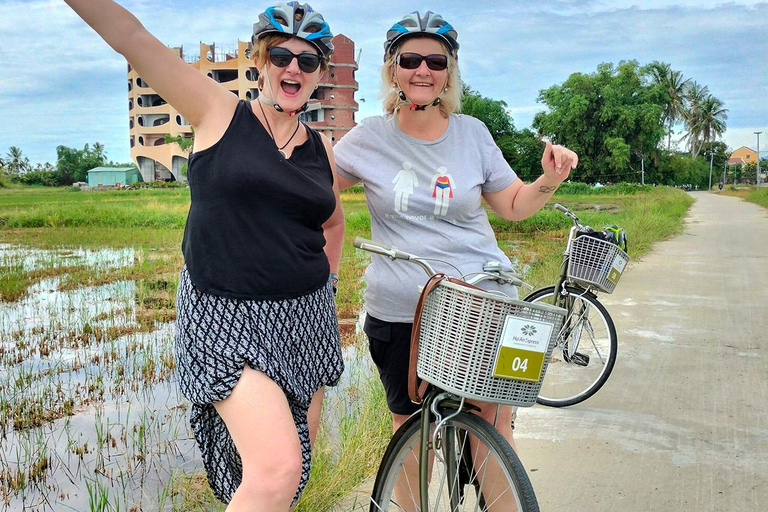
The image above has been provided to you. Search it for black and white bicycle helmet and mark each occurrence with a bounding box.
[384,11,459,58]
[252,2,334,59]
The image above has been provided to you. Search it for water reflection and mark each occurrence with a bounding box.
[0,245,373,511]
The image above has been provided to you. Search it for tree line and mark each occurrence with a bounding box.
[0,144,132,187]
[462,59,745,188]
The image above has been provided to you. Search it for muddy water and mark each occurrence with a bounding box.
[0,245,372,511]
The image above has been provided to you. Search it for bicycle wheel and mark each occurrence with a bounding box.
[525,285,618,407]
[369,409,539,512]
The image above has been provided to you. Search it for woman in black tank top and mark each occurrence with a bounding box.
[64,1,345,509]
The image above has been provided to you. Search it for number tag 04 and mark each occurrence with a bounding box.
[492,316,554,382]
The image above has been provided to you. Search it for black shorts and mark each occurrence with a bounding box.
[364,314,420,416]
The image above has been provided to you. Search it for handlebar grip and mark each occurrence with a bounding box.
[352,236,377,250]
[554,203,569,213]
[353,236,413,260]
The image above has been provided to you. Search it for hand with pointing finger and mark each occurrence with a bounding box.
[541,140,578,182]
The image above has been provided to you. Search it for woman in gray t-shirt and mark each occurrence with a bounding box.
[332,10,578,450]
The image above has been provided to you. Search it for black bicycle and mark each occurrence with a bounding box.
[524,204,629,407]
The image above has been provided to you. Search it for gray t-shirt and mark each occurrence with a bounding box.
[334,114,518,322]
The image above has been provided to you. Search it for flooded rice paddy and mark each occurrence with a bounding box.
[0,244,370,511]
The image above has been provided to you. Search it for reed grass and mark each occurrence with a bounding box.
[746,187,768,209]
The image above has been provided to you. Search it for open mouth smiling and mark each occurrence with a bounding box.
[281,79,301,96]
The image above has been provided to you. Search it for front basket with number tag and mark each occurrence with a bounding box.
[415,278,566,407]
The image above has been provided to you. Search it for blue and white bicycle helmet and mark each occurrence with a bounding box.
[252,2,334,59]
[384,11,459,58]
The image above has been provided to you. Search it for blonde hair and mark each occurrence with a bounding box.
[251,34,329,88]
[379,42,462,115]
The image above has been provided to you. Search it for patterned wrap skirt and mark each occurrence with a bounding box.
[174,267,344,505]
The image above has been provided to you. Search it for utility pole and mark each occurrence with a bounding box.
[756,131,762,187]
[708,150,714,190]
[722,160,727,186]
[641,158,645,185]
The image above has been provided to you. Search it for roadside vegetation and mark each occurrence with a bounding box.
[0,184,692,511]
[715,185,768,210]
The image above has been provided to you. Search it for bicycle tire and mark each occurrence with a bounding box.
[369,409,539,512]
[525,285,618,407]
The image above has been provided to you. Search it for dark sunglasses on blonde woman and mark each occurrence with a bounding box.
[397,52,448,71]
[267,46,322,73]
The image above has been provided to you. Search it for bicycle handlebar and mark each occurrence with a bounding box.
[554,203,586,230]
[353,236,531,290]
[353,237,413,261]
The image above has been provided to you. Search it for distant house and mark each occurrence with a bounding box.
[729,146,757,164]
[86,166,143,187]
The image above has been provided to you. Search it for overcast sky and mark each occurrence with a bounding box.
[1,0,766,165]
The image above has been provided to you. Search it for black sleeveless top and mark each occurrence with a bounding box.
[181,100,336,300]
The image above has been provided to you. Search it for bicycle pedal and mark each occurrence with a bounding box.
[570,352,590,367]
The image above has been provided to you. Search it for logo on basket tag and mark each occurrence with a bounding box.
[607,254,626,284]
[492,316,553,382]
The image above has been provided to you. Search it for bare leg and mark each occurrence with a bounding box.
[307,387,325,448]
[392,413,421,512]
[214,366,303,512]
[470,403,519,512]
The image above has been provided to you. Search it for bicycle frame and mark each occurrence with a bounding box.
[354,236,542,511]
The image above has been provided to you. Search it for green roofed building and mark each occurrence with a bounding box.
[86,167,143,187]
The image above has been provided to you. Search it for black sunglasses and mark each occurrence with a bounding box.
[267,46,322,73]
[397,52,448,71]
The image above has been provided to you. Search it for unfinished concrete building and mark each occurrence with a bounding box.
[128,35,358,182]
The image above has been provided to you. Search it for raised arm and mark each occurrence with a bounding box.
[64,0,235,135]
[484,140,578,221]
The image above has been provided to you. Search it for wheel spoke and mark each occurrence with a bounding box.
[370,411,538,511]
[526,286,618,407]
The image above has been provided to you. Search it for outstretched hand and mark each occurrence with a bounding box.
[541,140,578,182]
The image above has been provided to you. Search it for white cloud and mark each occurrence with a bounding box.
[1,0,766,164]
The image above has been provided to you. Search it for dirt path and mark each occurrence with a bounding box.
[331,191,768,511]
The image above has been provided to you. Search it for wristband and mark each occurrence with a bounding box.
[329,273,339,295]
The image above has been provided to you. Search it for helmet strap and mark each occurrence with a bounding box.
[395,74,448,112]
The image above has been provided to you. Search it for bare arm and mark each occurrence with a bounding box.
[484,141,578,221]
[335,171,359,191]
[64,0,235,137]
[321,136,345,276]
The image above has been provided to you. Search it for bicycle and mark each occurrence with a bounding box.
[524,203,630,408]
[353,237,567,512]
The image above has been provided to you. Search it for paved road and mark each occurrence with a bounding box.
[332,191,768,511]
[518,191,768,511]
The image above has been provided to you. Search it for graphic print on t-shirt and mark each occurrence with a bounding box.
[431,167,455,216]
[391,161,419,212]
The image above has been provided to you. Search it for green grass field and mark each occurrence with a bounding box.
[0,184,693,511]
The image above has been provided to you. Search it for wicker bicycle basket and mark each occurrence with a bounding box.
[416,279,566,407]
[567,234,630,294]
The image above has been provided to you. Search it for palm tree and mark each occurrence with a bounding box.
[92,142,106,164]
[698,96,728,152]
[5,146,30,175]
[649,62,690,151]
[681,81,710,159]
